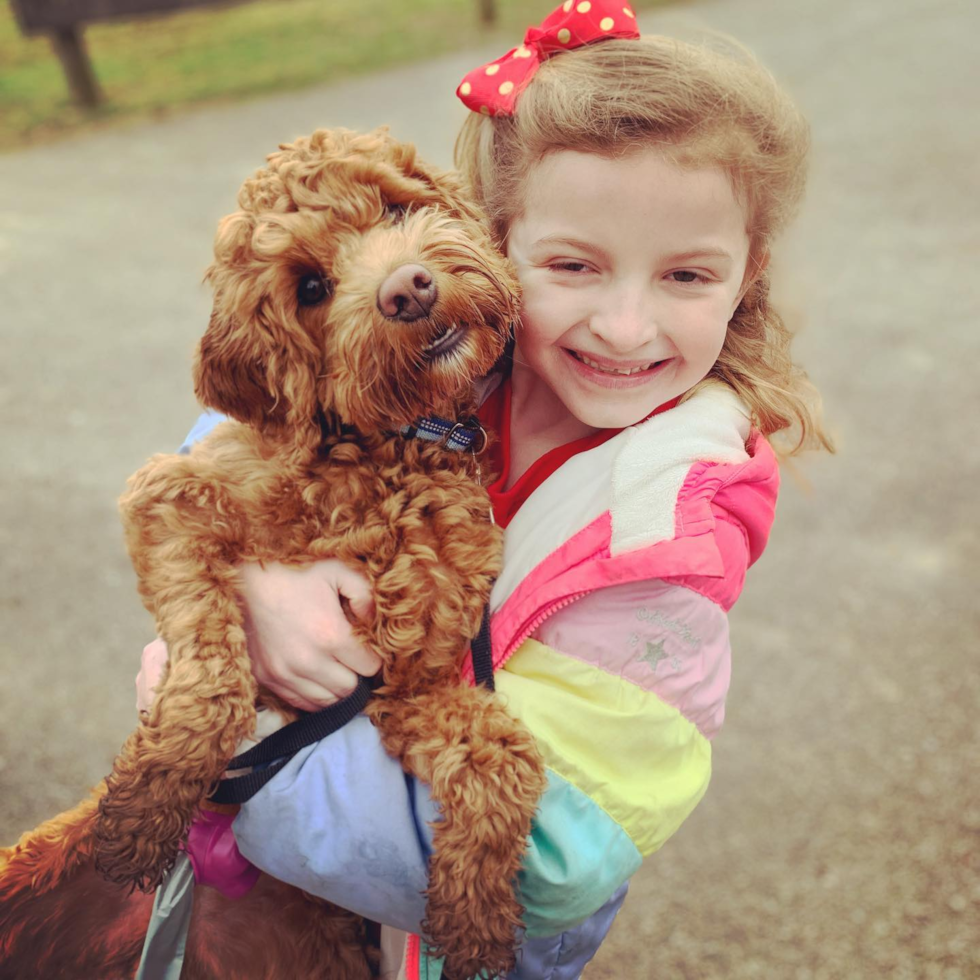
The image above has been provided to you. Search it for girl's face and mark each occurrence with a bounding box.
[506,149,754,431]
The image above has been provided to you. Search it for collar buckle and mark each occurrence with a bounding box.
[448,418,489,455]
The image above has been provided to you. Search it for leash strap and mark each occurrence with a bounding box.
[471,602,495,692]
[207,676,373,805]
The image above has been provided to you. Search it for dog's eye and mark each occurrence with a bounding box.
[385,203,407,223]
[297,273,331,307]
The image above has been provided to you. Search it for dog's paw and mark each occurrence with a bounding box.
[431,938,517,980]
[423,889,522,980]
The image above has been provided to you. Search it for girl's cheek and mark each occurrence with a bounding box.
[521,287,562,321]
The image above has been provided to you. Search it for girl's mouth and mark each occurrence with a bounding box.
[564,348,669,386]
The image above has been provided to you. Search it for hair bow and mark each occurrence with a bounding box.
[456,0,640,117]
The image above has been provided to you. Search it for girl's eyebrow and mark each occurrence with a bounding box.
[532,237,734,266]
[532,235,609,259]
[668,247,735,264]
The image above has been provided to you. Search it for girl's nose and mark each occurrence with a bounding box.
[588,286,657,352]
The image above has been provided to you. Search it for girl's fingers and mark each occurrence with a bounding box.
[267,663,357,711]
[291,650,365,699]
[136,637,169,714]
[330,629,383,678]
[329,566,382,676]
[237,559,381,708]
[332,564,376,623]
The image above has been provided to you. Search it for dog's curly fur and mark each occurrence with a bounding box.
[0,787,374,979]
[0,128,545,980]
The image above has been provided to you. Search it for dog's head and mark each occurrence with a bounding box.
[193,128,519,437]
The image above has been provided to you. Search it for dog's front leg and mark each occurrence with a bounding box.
[95,648,257,892]
[95,586,257,891]
[370,687,546,980]
[97,462,257,890]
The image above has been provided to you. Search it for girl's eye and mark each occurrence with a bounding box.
[385,203,407,223]
[669,270,707,284]
[297,273,332,306]
[550,261,591,274]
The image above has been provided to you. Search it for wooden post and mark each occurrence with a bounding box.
[477,0,496,25]
[49,25,102,107]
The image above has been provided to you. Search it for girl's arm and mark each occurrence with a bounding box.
[232,576,729,937]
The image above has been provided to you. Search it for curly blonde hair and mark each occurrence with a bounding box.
[455,35,832,453]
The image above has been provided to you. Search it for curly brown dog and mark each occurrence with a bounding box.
[0,128,545,980]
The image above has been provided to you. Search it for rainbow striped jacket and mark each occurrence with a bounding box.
[403,386,780,979]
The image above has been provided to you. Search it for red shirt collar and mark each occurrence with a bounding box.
[476,375,679,528]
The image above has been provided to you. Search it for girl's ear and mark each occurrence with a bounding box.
[193,310,285,427]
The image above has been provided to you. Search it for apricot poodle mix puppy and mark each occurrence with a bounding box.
[0,128,545,980]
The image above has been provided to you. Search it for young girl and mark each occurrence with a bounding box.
[146,3,831,977]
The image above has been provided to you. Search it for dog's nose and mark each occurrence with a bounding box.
[377,264,438,321]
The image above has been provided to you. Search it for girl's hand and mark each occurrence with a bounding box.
[239,560,379,712]
[136,637,168,716]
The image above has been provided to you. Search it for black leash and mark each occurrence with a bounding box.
[208,603,495,804]
[207,675,374,804]
[471,601,494,691]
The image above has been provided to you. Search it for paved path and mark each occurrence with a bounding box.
[1,1,977,976]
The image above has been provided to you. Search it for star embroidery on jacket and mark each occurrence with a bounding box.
[641,638,668,670]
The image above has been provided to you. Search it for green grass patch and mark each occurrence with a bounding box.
[0,0,666,151]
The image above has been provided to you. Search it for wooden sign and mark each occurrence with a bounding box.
[11,0,228,34]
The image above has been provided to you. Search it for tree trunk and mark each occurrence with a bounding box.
[49,26,102,107]
[477,0,496,25]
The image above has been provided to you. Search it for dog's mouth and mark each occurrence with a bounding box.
[421,322,469,361]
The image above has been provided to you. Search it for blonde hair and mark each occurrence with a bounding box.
[455,35,832,454]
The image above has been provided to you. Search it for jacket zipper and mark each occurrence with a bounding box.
[498,590,589,670]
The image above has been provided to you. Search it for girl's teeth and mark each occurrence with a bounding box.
[576,352,654,375]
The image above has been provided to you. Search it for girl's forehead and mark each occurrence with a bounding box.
[516,149,749,246]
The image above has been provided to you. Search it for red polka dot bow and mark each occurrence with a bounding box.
[457,0,640,116]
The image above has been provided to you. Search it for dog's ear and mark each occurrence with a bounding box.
[192,309,286,427]
[195,207,324,431]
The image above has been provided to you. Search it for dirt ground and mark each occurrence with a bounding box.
[1,0,977,977]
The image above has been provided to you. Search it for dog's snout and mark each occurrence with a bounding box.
[377,264,438,322]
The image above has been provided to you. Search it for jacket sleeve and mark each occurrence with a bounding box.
[230,717,630,940]
[494,577,732,913]
[178,409,228,453]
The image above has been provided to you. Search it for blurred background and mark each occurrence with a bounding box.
[1,0,977,977]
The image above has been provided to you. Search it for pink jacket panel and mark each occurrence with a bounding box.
[671,432,779,611]
[532,579,732,739]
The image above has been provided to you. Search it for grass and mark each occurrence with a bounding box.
[0,0,663,152]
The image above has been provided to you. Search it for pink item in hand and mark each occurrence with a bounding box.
[184,809,260,899]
